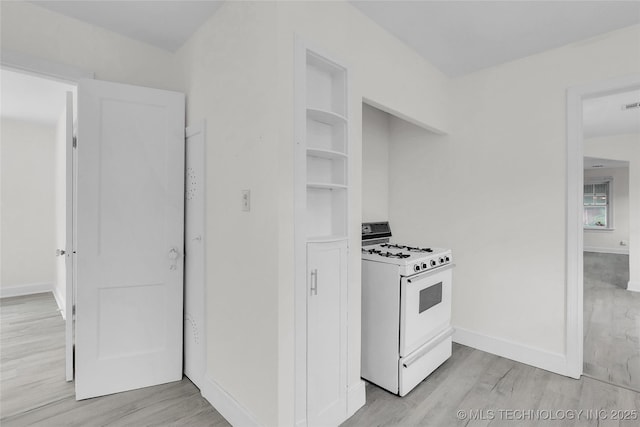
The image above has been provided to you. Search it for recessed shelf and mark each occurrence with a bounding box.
[307,183,347,190]
[307,108,347,126]
[307,148,347,160]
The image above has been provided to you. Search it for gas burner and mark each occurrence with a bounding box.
[382,251,410,259]
[380,244,404,250]
[404,246,433,253]
[362,248,383,255]
[380,243,433,253]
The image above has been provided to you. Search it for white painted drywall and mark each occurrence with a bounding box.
[390,25,640,358]
[585,133,640,290]
[583,166,630,254]
[0,1,180,91]
[177,2,281,426]
[176,0,451,425]
[1,119,56,290]
[362,104,391,222]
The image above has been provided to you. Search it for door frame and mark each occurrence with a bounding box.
[565,73,640,378]
[184,120,207,389]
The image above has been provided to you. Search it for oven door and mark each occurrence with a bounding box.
[399,265,452,357]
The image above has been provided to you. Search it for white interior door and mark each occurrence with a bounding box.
[75,79,185,400]
[55,91,74,382]
[184,121,206,389]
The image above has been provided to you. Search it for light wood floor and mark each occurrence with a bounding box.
[0,293,231,427]
[2,292,640,427]
[344,346,640,427]
[583,252,640,392]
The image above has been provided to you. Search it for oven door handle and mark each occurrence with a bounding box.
[402,327,454,368]
[407,263,455,283]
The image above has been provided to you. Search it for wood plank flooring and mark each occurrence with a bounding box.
[343,345,640,427]
[583,252,640,391]
[0,293,231,427]
[3,292,640,426]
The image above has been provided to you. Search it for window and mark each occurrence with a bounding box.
[583,179,612,229]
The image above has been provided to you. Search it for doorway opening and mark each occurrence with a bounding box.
[581,89,639,391]
[565,74,640,381]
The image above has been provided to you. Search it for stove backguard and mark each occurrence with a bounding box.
[362,221,392,245]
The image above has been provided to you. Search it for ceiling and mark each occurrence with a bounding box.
[0,69,76,126]
[5,1,640,135]
[350,1,640,77]
[583,90,640,139]
[584,157,629,170]
[29,1,224,52]
[26,1,640,77]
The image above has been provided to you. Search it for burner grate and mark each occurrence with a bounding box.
[380,244,433,253]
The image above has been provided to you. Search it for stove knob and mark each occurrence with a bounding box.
[439,257,445,264]
[445,256,450,263]
[414,264,421,272]
[421,262,428,269]
[430,260,436,267]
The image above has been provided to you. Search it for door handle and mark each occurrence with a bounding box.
[56,249,66,256]
[310,269,318,296]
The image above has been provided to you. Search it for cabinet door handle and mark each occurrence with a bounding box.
[310,269,318,296]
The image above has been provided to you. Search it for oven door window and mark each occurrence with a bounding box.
[419,282,442,313]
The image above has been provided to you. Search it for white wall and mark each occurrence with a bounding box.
[362,104,391,222]
[585,133,640,290]
[583,166,630,254]
[176,2,281,426]
[1,119,56,292]
[389,25,640,369]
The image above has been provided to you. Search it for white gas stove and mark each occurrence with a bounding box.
[361,244,452,277]
[361,222,454,396]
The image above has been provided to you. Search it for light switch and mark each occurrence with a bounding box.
[242,190,250,212]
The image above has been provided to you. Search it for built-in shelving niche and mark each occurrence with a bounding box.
[294,39,352,427]
[305,50,348,241]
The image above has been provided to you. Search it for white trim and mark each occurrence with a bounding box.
[628,281,640,292]
[362,97,448,135]
[566,73,640,380]
[1,50,94,83]
[346,380,366,417]
[200,374,262,427]
[0,283,53,298]
[52,287,66,320]
[584,246,629,255]
[184,120,207,391]
[453,327,567,376]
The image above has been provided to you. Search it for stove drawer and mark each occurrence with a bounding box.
[398,329,453,396]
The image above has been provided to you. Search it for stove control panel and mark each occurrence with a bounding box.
[411,254,452,274]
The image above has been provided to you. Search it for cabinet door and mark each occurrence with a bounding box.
[307,241,347,427]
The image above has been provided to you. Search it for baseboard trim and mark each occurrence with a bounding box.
[52,287,66,320]
[200,374,262,427]
[584,246,629,255]
[453,327,568,376]
[628,280,640,292]
[347,379,366,418]
[0,283,52,299]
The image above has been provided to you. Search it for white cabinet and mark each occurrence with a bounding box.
[294,38,350,427]
[307,241,348,427]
